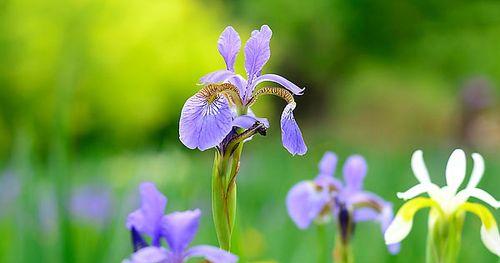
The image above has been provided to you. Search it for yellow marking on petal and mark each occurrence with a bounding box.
[396,197,443,221]
[458,202,496,230]
[198,83,242,106]
[247,86,295,106]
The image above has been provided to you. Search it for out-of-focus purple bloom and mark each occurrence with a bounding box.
[69,185,113,226]
[179,25,307,155]
[124,182,237,263]
[0,170,21,218]
[286,152,400,254]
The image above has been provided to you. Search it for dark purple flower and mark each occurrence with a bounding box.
[286,152,400,254]
[124,182,237,263]
[179,25,307,155]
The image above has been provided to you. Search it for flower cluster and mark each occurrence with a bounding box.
[123,182,237,263]
[385,149,500,256]
[179,25,307,155]
[286,152,400,254]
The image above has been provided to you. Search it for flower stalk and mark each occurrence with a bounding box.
[426,213,464,263]
[333,233,354,263]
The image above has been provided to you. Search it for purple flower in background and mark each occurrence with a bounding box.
[70,185,113,225]
[0,170,21,218]
[286,152,400,254]
[179,25,307,155]
[123,182,237,263]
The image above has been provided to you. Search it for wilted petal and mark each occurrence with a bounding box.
[179,94,233,151]
[286,181,330,229]
[161,209,201,254]
[343,155,367,192]
[445,149,466,194]
[252,74,305,95]
[185,245,238,263]
[128,246,168,263]
[318,151,338,176]
[244,25,272,83]
[217,26,241,72]
[200,70,236,85]
[127,182,167,245]
[232,114,269,129]
[280,103,307,156]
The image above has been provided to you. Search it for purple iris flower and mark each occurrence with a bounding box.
[286,152,400,254]
[179,25,307,155]
[124,182,237,263]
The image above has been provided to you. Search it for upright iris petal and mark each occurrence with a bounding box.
[244,25,272,96]
[126,182,167,246]
[179,94,233,151]
[280,103,307,156]
[342,155,367,192]
[217,26,241,72]
[161,209,201,254]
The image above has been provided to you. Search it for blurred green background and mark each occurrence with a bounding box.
[0,0,499,262]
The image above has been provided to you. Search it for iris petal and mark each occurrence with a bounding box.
[199,70,235,85]
[459,202,500,256]
[445,149,466,193]
[280,103,307,156]
[185,245,238,263]
[411,150,431,184]
[217,26,241,72]
[286,181,330,229]
[252,74,305,95]
[244,25,272,85]
[161,209,201,254]
[343,155,367,192]
[179,94,233,151]
[318,151,338,176]
[128,247,168,263]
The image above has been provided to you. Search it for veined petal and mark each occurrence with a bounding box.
[179,94,233,151]
[228,74,247,96]
[252,74,305,95]
[127,246,168,263]
[185,245,238,263]
[459,202,500,256]
[199,70,236,85]
[411,150,431,183]
[318,151,338,177]
[232,114,269,129]
[466,153,485,190]
[286,181,330,229]
[343,155,367,192]
[161,209,201,254]
[126,183,167,245]
[280,103,307,156]
[244,25,272,83]
[217,26,241,71]
[385,197,441,245]
[445,149,466,193]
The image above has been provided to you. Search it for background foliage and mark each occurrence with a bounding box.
[0,0,499,262]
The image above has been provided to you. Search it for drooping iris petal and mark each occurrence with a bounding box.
[199,70,236,85]
[127,182,167,245]
[385,197,439,245]
[161,209,201,254]
[411,150,431,184]
[232,114,269,129]
[342,155,367,192]
[244,25,272,84]
[280,103,307,156]
[445,149,466,193]
[286,181,330,229]
[185,245,238,263]
[252,74,305,95]
[125,246,168,263]
[459,202,500,256]
[396,183,442,201]
[179,94,233,151]
[318,151,338,176]
[217,26,241,72]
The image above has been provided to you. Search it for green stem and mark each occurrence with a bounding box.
[316,224,328,263]
[333,234,353,263]
[426,213,464,263]
[211,144,243,251]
